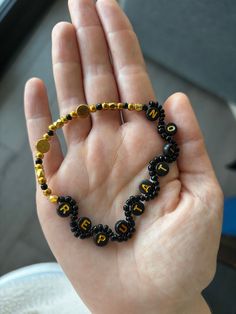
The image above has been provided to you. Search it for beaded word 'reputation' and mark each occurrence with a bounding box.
[34,101,179,247]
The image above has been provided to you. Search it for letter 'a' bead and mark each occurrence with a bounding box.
[115,220,130,235]
[146,107,159,121]
[78,217,92,232]
[156,162,169,176]
[94,232,109,247]
[139,179,154,195]
[131,201,145,216]
[166,123,177,135]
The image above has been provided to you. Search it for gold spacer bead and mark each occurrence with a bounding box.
[35,139,50,153]
[128,103,135,110]
[36,152,44,159]
[36,169,45,178]
[76,104,90,118]
[102,102,109,110]
[109,103,117,110]
[118,103,124,109]
[70,111,78,118]
[43,188,52,196]
[49,124,57,131]
[49,195,59,203]
[35,164,43,170]
[89,104,97,112]
[43,133,50,140]
[135,103,143,111]
[61,116,68,124]
[38,177,46,184]
[56,119,64,128]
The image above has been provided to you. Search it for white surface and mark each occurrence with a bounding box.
[0,263,90,314]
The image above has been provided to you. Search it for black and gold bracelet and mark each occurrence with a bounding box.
[34,101,179,247]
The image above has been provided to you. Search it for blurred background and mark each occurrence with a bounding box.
[0,0,236,313]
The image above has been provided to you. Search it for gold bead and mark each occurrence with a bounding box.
[70,111,78,118]
[135,103,143,111]
[43,188,52,196]
[89,104,97,112]
[49,195,59,203]
[36,169,45,178]
[118,103,124,109]
[56,119,63,128]
[109,103,117,110]
[36,152,44,159]
[61,116,68,124]
[38,177,46,184]
[35,164,43,170]
[128,103,135,110]
[49,124,57,131]
[35,139,50,153]
[102,102,109,110]
[43,133,50,140]
[76,104,90,118]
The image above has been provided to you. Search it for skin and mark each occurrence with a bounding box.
[24,0,223,313]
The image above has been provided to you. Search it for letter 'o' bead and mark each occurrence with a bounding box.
[131,201,145,216]
[115,220,130,235]
[94,231,109,247]
[166,123,177,135]
[78,217,92,232]
[156,162,169,176]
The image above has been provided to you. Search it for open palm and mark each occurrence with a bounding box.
[24,1,223,313]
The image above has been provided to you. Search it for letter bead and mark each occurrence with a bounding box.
[115,220,130,235]
[131,201,145,216]
[146,107,160,121]
[57,202,72,217]
[166,123,177,135]
[156,162,169,176]
[78,217,92,232]
[139,179,154,195]
[163,143,176,157]
[94,231,109,247]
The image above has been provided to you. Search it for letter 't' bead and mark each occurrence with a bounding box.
[115,220,130,235]
[166,123,177,135]
[139,179,154,195]
[146,106,160,121]
[156,162,169,176]
[78,217,92,232]
[131,201,145,216]
[94,231,109,247]
[57,202,72,217]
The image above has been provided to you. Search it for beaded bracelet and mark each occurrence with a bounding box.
[34,101,179,247]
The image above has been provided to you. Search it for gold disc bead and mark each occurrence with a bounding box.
[36,139,50,153]
[109,103,117,110]
[35,164,43,170]
[135,104,143,111]
[89,104,97,112]
[43,133,50,141]
[70,111,78,118]
[128,103,135,110]
[49,195,59,203]
[118,103,124,109]
[36,152,44,159]
[43,188,52,196]
[76,104,90,118]
[38,177,46,185]
[102,102,109,110]
[49,124,57,131]
[61,116,68,124]
[56,119,64,128]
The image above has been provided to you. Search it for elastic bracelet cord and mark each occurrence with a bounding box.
[34,101,179,247]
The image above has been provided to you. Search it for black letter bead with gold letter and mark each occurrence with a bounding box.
[78,217,92,232]
[94,231,109,247]
[166,123,177,136]
[57,202,72,217]
[115,220,130,235]
[131,201,145,216]
[163,143,176,157]
[156,162,169,176]
[146,106,160,121]
[139,179,154,195]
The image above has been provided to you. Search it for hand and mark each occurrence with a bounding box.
[24,0,223,313]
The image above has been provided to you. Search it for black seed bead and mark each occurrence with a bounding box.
[97,224,103,231]
[70,221,77,228]
[71,227,78,232]
[151,175,158,181]
[127,232,132,239]
[70,216,77,221]
[66,114,72,120]
[35,158,42,164]
[125,211,132,217]
[142,104,148,111]
[149,101,157,107]
[123,204,129,211]
[139,195,145,201]
[47,130,54,136]
[96,103,102,110]
[149,171,156,177]
[70,199,76,206]
[41,183,48,190]
[65,196,72,203]
[117,236,123,242]
[80,234,86,239]
[124,102,128,109]
[58,196,65,203]
[130,227,136,233]
[74,232,81,238]
[72,205,78,211]
[103,225,109,231]
[111,235,118,241]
